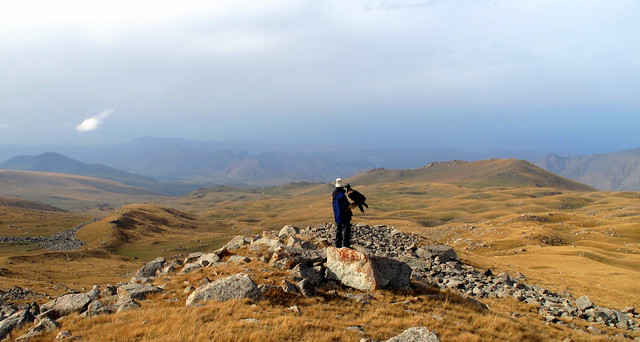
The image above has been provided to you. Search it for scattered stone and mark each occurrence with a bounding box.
[415,245,458,263]
[180,263,203,274]
[117,283,163,300]
[56,330,73,340]
[86,285,101,300]
[16,316,59,341]
[269,248,297,270]
[115,297,140,313]
[229,255,251,264]
[41,293,92,317]
[184,252,204,264]
[280,280,300,295]
[288,305,302,316]
[186,273,262,306]
[225,236,250,250]
[0,308,35,340]
[279,225,300,238]
[85,300,111,317]
[132,257,165,281]
[385,326,441,342]
[197,253,221,266]
[576,296,594,311]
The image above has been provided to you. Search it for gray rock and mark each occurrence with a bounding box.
[326,247,411,292]
[117,283,163,300]
[15,316,59,341]
[290,263,323,285]
[197,253,221,266]
[269,248,298,270]
[186,273,262,306]
[132,257,165,281]
[253,237,285,249]
[415,245,457,261]
[576,296,594,311]
[0,308,35,340]
[184,252,204,264]
[86,285,101,300]
[56,330,73,340]
[279,225,300,238]
[225,236,249,250]
[286,236,316,250]
[41,293,92,317]
[280,280,300,295]
[229,255,251,264]
[85,300,111,317]
[180,263,203,274]
[159,260,183,275]
[115,297,140,313]
[385,326,441,342]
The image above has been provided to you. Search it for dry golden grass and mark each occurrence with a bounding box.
[0,249,139,299]
[0,205,88,238]
[11,247,630,342]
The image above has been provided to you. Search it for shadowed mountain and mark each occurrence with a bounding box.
[346,159,596,191]
[536,149,640,191]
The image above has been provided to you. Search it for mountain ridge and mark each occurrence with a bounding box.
[347,159,595,191]
[536,148,640,191]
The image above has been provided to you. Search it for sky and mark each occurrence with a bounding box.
[1,0,639,155]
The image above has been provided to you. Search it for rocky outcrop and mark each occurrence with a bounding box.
[186,273,262,306]
[131,257,165,282]
[41,293,92,317]
[326,247,411,291]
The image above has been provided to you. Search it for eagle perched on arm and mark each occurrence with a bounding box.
[345,184,368,213]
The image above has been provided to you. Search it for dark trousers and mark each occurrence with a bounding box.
[335,221,351,248]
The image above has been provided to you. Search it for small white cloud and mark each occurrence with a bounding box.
[76,109,113,132]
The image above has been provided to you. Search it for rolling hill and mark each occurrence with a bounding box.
[0,195,66,212]
[348,159,596,191]
[536,148,640,191]
[0,170,162,211]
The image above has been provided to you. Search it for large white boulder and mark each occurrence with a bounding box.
[325,247,411,292]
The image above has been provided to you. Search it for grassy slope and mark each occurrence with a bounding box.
[0,170,163,211]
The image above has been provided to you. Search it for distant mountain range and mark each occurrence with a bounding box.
[0,152,198,196]
[535,148,640,191]
[1,137,640,191]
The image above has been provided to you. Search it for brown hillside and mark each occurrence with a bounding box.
[0,170,163,211]
[77,203,235,259]
[348,159,596,191]
[0,195,66,212]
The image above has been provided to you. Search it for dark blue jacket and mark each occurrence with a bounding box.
[332,188,352,223]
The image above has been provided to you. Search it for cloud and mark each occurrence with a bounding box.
[76,109,113,133]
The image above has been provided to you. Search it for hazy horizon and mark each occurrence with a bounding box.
[2,1,639,155]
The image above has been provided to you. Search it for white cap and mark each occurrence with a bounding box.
[335,178,344,187]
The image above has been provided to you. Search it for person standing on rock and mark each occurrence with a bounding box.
[332,178,354,248]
